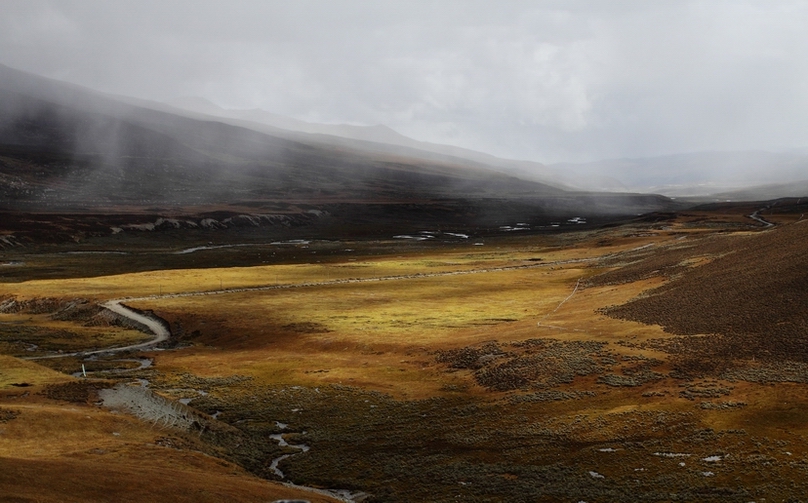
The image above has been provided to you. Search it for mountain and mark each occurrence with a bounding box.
[0,64,560,206]
[164,97,627,192]
[0,64,679,243]
[551,151,808,197]
[709,180,808,201]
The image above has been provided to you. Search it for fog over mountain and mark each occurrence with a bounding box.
[2,0,807,172]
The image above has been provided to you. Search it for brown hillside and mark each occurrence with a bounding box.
[605,220,808,362]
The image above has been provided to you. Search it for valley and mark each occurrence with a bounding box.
[3,199,808,502]
[2,60,808,501]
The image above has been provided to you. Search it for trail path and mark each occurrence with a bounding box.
[24,301,170,360]
[748,207,775,227]
[537,277,582,328]
[95,300,171,352]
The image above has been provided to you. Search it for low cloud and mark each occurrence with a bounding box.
[1,0,807,163]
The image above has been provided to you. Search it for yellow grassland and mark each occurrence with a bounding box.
[0,355,339,502]
[2,221,807,500]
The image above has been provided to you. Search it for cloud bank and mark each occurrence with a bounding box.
[2,0,807,162]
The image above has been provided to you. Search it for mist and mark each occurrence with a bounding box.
[1,0,807,167]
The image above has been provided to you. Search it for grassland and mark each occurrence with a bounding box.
[2,204,808,501]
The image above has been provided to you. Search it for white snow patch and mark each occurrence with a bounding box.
[702,455,723,462]
[125,223,155,231]
[393,235,432,241]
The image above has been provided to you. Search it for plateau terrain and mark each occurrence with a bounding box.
[2,64,808,502]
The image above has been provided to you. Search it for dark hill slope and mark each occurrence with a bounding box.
[0,64,558,207]
[0,64,679,240]
[605,219,808,366]
[0,87,553,207]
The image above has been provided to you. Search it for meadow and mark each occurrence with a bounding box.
[3,203,808,501]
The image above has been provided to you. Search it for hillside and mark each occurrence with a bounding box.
[0,64,680,243]
[164,96,627,191]
[603,217,808,372]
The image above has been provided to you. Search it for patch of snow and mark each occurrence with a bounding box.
[0,236,21,247]
[393,235,432,241]
[589,471,605,479]
[125,222,155,231]
[155,218,182,228]
[174,243,262,254]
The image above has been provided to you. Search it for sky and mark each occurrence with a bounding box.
[1,0,808,163]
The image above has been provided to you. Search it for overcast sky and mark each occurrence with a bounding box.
[2,0,807,163]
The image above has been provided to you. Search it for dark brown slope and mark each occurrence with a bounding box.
[0,64,681,243]
[605,219,808,363]
[0,64,561,208]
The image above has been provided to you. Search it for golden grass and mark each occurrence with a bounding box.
[0,231,672,301]
[0,354,69,387]
[133,263,595,398]
[0,453,341,503]
[0,312,152,353]
[4,219,808,499]
[0,359,339,502]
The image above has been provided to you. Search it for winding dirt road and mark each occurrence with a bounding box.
[748,207,775,227]
[95,300,171,352]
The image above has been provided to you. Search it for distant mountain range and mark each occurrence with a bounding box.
[3,61,804,245]
[0,63,683,241]
[162,96,629,193]
[164,96,808,201]
[0,64,564,206]
[549,151,808,198]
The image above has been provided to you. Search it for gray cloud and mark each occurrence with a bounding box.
[1,0,807,162]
